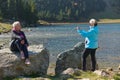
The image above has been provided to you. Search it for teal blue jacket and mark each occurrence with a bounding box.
[77,26,99,49]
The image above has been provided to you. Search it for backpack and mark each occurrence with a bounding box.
[9,40,19,52]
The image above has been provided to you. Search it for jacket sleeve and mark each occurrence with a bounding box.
[11,31,21,40]
[77,29,94,37]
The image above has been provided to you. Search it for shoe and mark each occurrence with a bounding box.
[91,69,95,72]
[25,59,31,65]
[21,51,25,59]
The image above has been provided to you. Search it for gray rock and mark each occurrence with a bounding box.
[62,68,81,76]
[55,42,84,75]
[106,67,113,71]
[60,68,74,80]
[60,68,82,80]
[0,44,49,78]
[55,42,98,75]
[94,70,110,77]
[62,68,75,75]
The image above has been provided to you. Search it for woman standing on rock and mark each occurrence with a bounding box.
[10,21,30,65]
[77,19,99,71]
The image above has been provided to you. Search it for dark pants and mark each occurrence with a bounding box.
[10,40,29,59]
[82,48,97,71]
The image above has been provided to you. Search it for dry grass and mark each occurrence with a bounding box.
[98,19,120,23]
[38,20,51,25]
[0,22,11,33]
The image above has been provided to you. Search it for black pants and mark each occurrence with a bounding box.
[82,48,97,71]
[10,40,29,59]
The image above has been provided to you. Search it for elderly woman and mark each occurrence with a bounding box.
[10,21,30,64]
[77,19,99,71]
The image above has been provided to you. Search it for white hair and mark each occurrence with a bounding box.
[12,21,20,28]
[89,19,96,24]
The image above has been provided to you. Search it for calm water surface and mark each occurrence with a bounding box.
[25,23,120,69]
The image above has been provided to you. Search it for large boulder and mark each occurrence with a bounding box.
[55,42,98,75]
[55,42,84,75]
[0,45,49,78]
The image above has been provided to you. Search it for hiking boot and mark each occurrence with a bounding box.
[25,59,31,65]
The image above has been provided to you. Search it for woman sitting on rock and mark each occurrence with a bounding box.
[10,21,30,65]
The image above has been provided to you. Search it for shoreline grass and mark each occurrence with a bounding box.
[0,18,120,33]
[0,22,11,33]
[98,19,120,24]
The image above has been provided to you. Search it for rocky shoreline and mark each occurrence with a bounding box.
[0,31,120,79]
[0,40,120,79]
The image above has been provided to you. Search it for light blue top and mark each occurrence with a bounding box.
[77,26,99,49]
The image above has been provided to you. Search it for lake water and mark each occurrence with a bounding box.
[25,23,120,69]
[1,23,120,69]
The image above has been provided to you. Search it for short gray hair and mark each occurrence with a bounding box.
[12,21,20,28]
